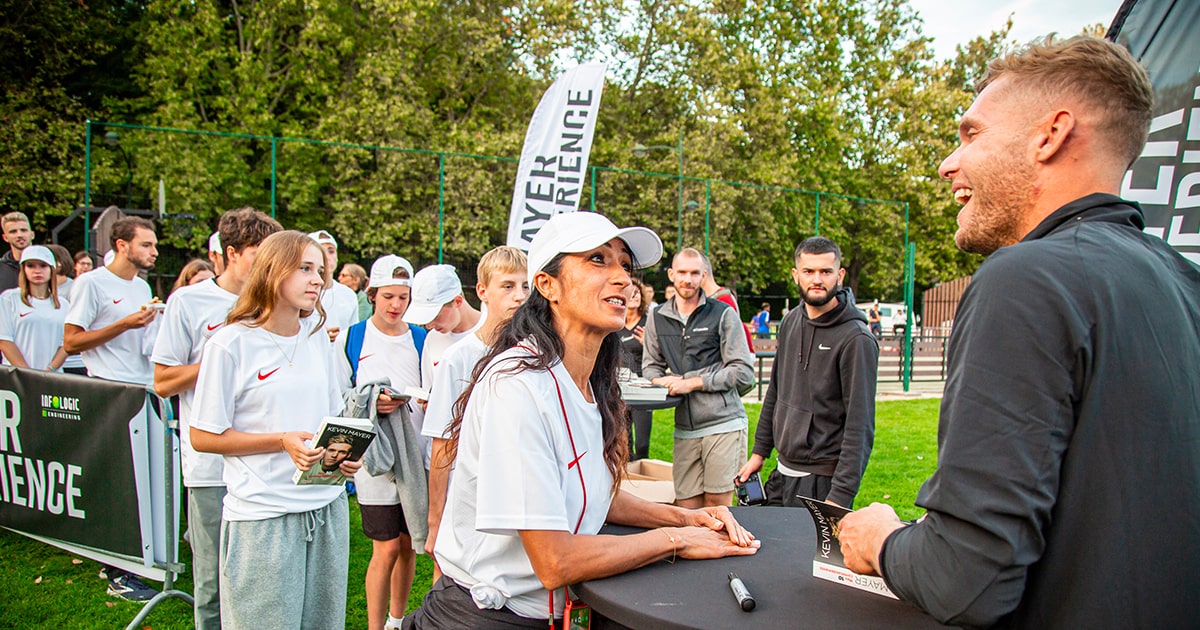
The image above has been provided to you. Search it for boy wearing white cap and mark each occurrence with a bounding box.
[308,229,360,341]
[401,265,481,395]
[207,232,225,276]
[333,254,426,630]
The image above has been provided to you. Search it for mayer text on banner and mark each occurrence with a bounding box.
[507,62,607,250]
[1110,0,1200,264]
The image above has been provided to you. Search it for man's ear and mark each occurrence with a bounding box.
[1034,110,1075,163]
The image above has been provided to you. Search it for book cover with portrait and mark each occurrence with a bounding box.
[799,497,898,599]
[292,416,376,486]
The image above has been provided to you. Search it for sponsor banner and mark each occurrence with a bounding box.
[506,63,607,250]
[1110,0,1200,264]
[0,368,152,561]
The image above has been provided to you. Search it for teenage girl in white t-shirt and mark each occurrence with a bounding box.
[404,213,761,629]
[190,230,357,630]
[0,245,69,371]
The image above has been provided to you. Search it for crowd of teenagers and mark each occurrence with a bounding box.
[1,207,761,630]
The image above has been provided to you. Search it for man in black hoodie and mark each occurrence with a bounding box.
[737,236,878,508]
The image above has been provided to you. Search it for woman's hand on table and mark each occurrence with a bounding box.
[681,505,757,548]
[669,524,761,560]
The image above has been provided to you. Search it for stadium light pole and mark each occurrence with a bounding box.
[633,127,685,252]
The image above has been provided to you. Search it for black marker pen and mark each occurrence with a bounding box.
[728,572,756,612]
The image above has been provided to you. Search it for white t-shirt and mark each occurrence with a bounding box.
[420,320,483,389]
[191,319,345,521]
[422,332,488,440]
[334,319,427,505]
[0,289,68,370]
[436,347,614,619]
[63,266,156,385]
[320,282,360,333]
[150,278,237,487]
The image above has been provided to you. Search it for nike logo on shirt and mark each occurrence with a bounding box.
[206,323,223,331]
[818,344,832,350]
[112,299,124,305]
[359,354,374,362]
[257,368,280,380]
[18,312,31,318]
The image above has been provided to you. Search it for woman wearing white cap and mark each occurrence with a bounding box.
[0,245,71,371]
[404,213,760,629]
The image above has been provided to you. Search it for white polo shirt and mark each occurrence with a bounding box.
[436,347,614,619]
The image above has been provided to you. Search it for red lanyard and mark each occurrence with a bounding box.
[513,346,588,626]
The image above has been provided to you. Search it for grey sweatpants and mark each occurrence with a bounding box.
[219,495,349,630]
[188,486,227,630]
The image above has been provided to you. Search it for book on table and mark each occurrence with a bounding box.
[292,416,376,486]
[619,379,668,402]
[798,497,898,599]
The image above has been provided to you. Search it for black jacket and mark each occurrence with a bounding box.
[0,251,18,294]
[754,287,878,507]
[881,194,1200,628]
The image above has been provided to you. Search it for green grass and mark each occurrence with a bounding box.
[0,399,939,628]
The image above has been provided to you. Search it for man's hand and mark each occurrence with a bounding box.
[736,454,765,483]
[119,308,158,330]
[651,375,702,395]
[376,392,402,416]
[838,502,907,576]
[339,457,363,477]
[325,326,340,343]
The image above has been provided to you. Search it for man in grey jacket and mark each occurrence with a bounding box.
[643,248,755,508]
[737,236,878,508]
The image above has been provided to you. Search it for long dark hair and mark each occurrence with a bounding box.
[442,254,629,491]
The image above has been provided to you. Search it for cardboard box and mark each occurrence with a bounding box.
[622,459,675,503]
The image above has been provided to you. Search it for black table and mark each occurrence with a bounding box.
[623,395,682,411]
[574,507,955,629]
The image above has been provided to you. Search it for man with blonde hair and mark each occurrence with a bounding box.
[839,36,1200,628]
[0,212,34,292]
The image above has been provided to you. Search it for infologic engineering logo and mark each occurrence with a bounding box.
[40,393,82,421]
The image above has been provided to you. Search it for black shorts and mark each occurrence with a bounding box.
[359,503,411,541]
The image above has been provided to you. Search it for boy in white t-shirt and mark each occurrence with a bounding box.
[309,229,360,341]
[63,216,160,386]
[151,207,281,630]
[333,254,426,630]
[401,264,482,392]
[422,247,528,574]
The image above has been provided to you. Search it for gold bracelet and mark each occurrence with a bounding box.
[662,529,676,564]
[279,433,285,451]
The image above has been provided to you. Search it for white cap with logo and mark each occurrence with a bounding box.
[402,265,463,326]
[21,245,56,268]
[369,255,415,289]
[526,212,663,285]
[208,232,222,254]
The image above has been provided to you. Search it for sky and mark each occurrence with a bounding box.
[908,0,1128,60]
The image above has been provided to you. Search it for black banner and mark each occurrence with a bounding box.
[1110,0,1200,264]
[0,367,147,557]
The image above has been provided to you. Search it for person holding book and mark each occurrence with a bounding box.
[333,253,427,630]
[0,245,70,371]
[423,246,529,579]
[190,230,357,630]
[403,212,759,629]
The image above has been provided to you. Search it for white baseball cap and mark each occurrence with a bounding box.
[307,230,338,249]
[526,212,663,284]
[402,265,463,325]
[208,232,222,254]
[369,255,414,289]
[21,245,55,267]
